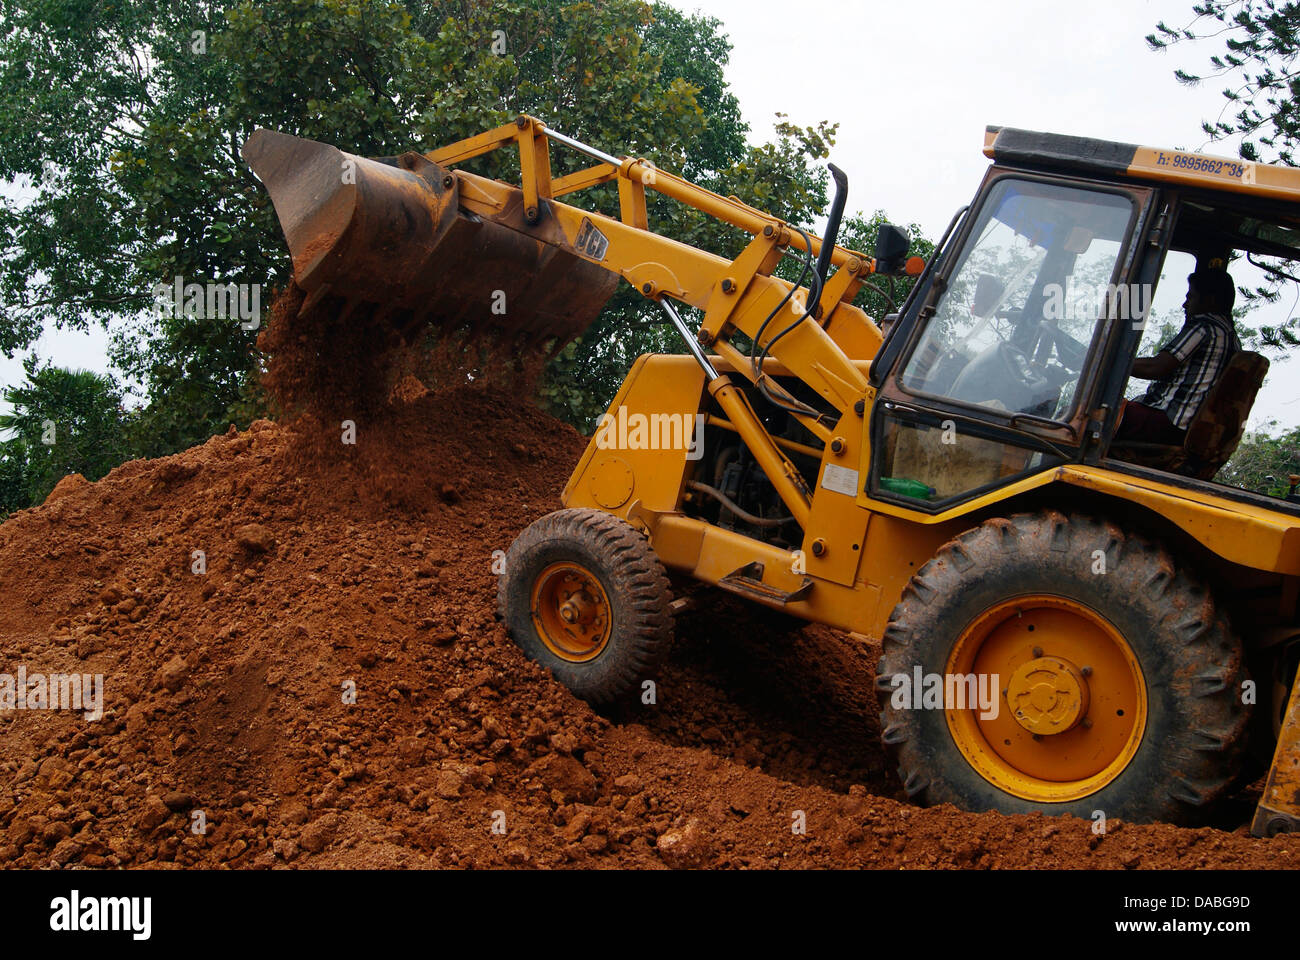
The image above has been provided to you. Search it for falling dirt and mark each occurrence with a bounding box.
[0,291,1296,869]
[258,282,559,430]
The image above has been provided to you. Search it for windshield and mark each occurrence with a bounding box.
[899,178,1136,421]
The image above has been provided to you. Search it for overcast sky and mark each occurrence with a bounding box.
[4,0,1298,430]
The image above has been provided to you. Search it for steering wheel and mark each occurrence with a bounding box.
[949,339,1052,411]
[1000,340,1052,394]
[1025,321,1087,376]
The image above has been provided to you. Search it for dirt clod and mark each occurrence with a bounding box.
[156,656,191,693]
[235,524,276,554]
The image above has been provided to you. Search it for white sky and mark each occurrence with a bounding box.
[670,0,1300,431]
[3,0,1298,430]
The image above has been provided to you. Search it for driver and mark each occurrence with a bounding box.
[1115,266,1240,444]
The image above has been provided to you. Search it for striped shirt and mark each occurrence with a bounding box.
[1140,312,1240,430]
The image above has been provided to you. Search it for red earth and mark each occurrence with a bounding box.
[0,287,1293,869]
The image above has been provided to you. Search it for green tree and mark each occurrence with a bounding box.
[0,360,128,511]
[1,1,936,456]
[0,0,847,446]
[1147,1,1300,165]
[1147,2,1300,350]
[1217,420,1300,492]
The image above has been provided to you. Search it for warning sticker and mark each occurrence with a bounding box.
[820,463,859,497]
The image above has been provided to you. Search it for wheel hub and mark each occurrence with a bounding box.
[944,595,1146,803]
[558,591,596,625]
[530,562,612,663]
[1006,655,1090,735]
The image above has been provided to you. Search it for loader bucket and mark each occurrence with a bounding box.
[242,129,618,350]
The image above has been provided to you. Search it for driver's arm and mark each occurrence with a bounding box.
[1131,349,1180,381]
[1133,317,1208,381]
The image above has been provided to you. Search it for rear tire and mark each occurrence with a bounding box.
[877,511,1249,825]
[499,508,673,705]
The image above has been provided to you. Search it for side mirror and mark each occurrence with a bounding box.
[874,223,911,274]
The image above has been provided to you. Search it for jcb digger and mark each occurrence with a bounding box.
[245,117,1300,834]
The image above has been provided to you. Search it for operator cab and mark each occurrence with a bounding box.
[867,127,1297,510]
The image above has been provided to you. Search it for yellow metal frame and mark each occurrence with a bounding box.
[430,114,885,584]
[1254,673,1300,835]
[419,114,1300,618]
[982,125,1300,203]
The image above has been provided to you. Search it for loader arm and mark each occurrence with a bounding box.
[245,115,898,529]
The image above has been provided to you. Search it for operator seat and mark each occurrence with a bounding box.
[1109,351,1269,480]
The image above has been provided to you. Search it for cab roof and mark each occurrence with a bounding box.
[984,125,1300,203]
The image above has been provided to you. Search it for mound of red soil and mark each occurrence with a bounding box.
[0,380,1295,869]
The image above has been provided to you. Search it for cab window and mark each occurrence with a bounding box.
[899,178,1136,422]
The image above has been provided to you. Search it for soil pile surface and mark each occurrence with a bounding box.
[0,292,1294,869]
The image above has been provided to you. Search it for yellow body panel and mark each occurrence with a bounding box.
[566,354,1300,643]
[1254,677,1300,835]
[1062,465,1300,576]
[561,354,707,516]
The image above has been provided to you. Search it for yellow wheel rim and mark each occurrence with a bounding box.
[944,595,1146,803]
[530,561,613,663]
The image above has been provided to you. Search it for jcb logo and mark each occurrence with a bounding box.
[575,218,609,261]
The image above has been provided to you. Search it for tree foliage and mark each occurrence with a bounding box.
[0,0,930,503]
[1147,2,1300,351]
[0,360,128,513]
[0,0,853,436]
[1148,1,1300,165]
[1217,419,1300,492]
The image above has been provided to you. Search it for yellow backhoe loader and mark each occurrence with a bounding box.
[245,116,1300,833]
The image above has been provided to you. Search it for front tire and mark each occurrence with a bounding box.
[877,511,1249,825]
[499,509,673,705]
